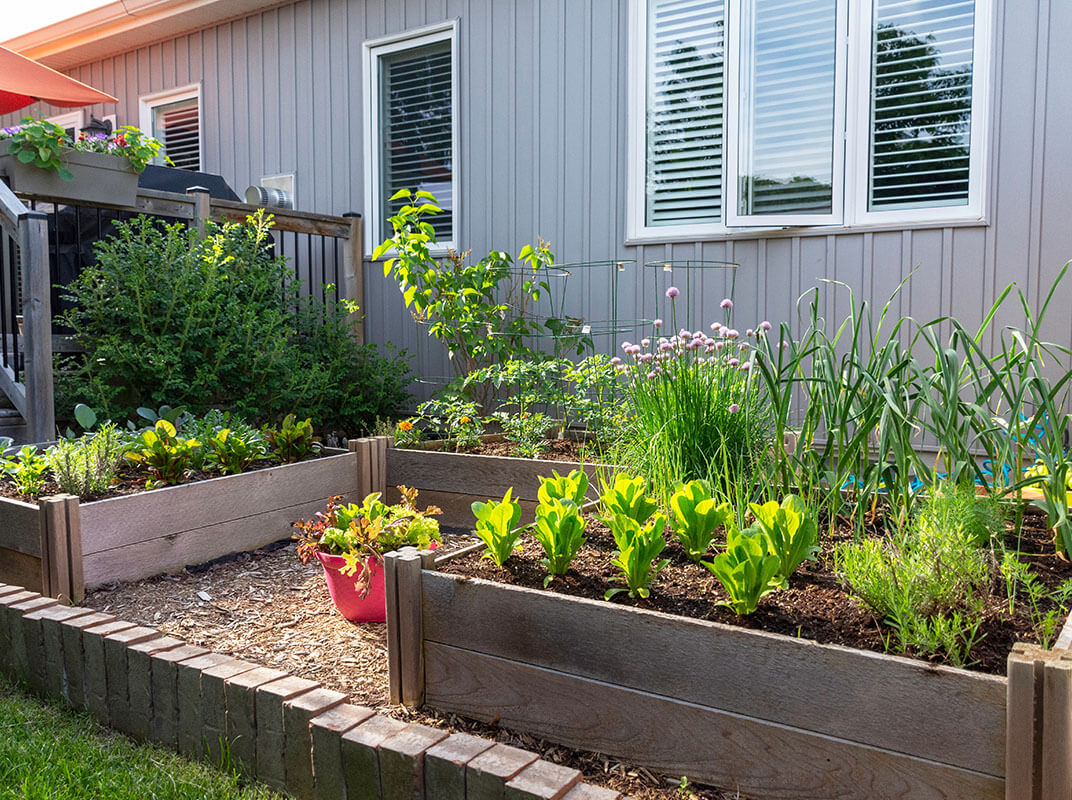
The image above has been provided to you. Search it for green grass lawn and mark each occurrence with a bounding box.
[0,675,287,800]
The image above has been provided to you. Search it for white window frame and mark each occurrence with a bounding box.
[138,83,203,171]
[363,20,460,256]
[626,0,993,242]
[46,111,83,138]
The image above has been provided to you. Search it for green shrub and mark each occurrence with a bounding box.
[57,212,411,434]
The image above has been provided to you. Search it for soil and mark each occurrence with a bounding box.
[0,455,320,503]
[450,437,602,462]
[438,513,1072,675]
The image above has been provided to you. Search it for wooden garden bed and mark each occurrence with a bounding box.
[0,441,383,601]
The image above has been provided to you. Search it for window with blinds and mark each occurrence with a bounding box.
[869,0,975,210]
[735,0,839,217]
[378,40,453,242]
[645,0,725,227]
[631,0,986,236]
[151,97,200,171]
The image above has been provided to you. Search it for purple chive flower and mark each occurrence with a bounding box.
[679,328,690,339]
[746,329,754,337]
[641,338,650,348]
[647,370,659,380]
[729,358,739,367]
[761,320,772,331]
[686,339,701,351]
[627,344,642,355]
[728,329,740,340]
[666,286,680,299]
[710,322,722,332]
[692,330,703,339]
[610,356,622,366]
[720,298,733,310]
[621,341,632,352]
[728,403,740,414]
[653,318,663,329]
[741,362,752,372]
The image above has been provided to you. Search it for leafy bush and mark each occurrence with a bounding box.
[0,445,49,496]
[471,489,524,567]
[263,414,319,464]
[57,212,411,434]
[123,420,200,486]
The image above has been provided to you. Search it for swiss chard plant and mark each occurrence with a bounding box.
[123,420,200,486]
[264,414,319,463]
[749,494,819,586]
[701,525,782,615]
[531,499,586,586]
[599,473,659,526]
[537,469,590,506]
[471,488,524,567]
[204,428,268,475]
[604,511,670,601]
[668,480,733,561]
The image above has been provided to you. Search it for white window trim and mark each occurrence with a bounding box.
[363,20,460,257]
[46,110,83,137]
[626,0,993,243]
[138,83,203,171]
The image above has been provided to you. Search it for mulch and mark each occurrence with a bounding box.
[80,542,744,800]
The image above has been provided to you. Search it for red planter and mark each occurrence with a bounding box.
[315,551,387,623]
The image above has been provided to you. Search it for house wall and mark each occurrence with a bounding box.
[5,0,1071,402]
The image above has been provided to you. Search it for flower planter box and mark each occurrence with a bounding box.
[0,150,139,206]
[384,442,605,529]
[386,557,1025,800]
[0,445,365,601]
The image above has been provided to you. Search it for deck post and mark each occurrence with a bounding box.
[341,212,364,344]
[19,211,54,443]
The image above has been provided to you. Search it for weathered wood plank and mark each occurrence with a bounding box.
[424,643,1003,800]
[0,499,44,556]
[0,546,45,593]
[80,496,340,588]
[210,199,351,238]
[1042,659,1072,797]
[420,573,1005,776]
[386,448,605,502]
[64,495,84,604]
[396,550,424,707]
[387,488,536,531]
[384,551,402,705]
[78,452,357,555]
[42,496,69,600]
[1006,647,1041,799]
[20,212,54,443]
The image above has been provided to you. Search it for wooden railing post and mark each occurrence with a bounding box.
[19,211,53,442]
[341,212,365,345]
[186,187,211,236]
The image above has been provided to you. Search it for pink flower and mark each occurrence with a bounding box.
[621,341,632,352]
[720,298,733,310]
[728,403,740,413]
[729,358,739,367]
[746,329,754,337]
[727,329,740,340]
[710,322,722,332]
[740,362,752,372]
[610,356,622,366]
[761,320,772,331]
[666,286,680,299]
[641,338,650,348]
[653,318,663,328]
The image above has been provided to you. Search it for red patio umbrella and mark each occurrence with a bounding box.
[0,45,117,116]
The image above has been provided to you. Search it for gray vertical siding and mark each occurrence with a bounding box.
[3,0,1071,403]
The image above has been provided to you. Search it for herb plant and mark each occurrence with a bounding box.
[416,397,484,450]
[668,480,733,561]
[46,424,125,497]
[701,525,782,615]
[264,415,319,464]
[1,446,49,496]
[471,488,524,567]
[531,499,586,586]
[749,495,819,585]
[604,511,669,601]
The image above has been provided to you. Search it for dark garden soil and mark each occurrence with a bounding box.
[450,437,603,462]
[0,456,321,503]
[438,513,1072,676]
[81,543,743,800]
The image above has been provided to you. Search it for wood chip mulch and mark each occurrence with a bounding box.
[80,543,745,800]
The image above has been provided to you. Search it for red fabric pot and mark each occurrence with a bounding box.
[315,551,387,623]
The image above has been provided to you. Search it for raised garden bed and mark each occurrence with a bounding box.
[0,441,380,601]
[384,513,1072,800]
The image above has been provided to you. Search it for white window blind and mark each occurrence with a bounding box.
[379,41,454,241]
[645,0,725,227]
[735,0,839,217]
[868,0,975,210]
[151,97,200,171]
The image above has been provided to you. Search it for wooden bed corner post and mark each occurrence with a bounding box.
[38,494,83,604]
[348,437,389,500]
[1007,644,1072,800]
[384,548,425,707]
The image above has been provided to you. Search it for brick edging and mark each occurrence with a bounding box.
[0,583,629,800]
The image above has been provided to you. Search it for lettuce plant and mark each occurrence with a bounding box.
[532,499,586,586]
[669,480,733,561]
[538,469,590,506]
[749,494,818,585]
[701,525,782,615]
[604,511,669,600]
[600,473,658,526]
[471,488,524,567]
[123,420,200,486]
